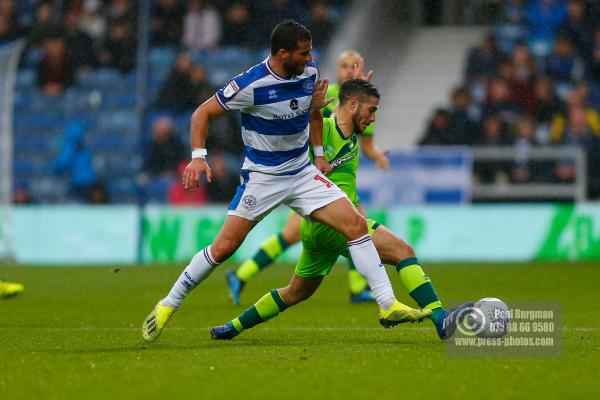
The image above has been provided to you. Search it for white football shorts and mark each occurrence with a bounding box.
[227,164,348,221]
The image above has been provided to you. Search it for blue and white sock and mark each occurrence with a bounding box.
[161,246,219,308]
[347,235,395,310]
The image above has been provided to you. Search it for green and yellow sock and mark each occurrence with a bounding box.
[347,259,369,294]
[236,233,292,282]
[396,257,446,324]
[230,289,288,333]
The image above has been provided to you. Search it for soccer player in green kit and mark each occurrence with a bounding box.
[226,50,389,305]
[212,80,473,341]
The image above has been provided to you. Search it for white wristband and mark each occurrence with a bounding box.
[192,148,207,159]
[313,146,324,157]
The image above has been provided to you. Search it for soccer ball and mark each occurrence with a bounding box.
[469,297,510,338]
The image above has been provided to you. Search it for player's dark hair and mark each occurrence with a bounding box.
[338,79,380,104]
[270,19,312,55]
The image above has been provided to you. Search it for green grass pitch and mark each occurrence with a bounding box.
[1,262,599,399]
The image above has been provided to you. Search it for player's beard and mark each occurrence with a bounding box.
[352,106,364,134]
[283,58,304,77]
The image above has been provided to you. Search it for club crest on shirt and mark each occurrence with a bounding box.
[223,80,240,98]
[302,79,315,94]
[242,195,257,210]
[289,99,299,110]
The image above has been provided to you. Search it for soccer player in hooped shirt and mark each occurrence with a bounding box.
[211,80,474,341]
[226,51,389,305]
[141,20,429,342]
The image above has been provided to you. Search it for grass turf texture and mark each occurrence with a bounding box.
[1,262,599,399]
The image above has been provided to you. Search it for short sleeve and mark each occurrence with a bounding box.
[215,77,254,111]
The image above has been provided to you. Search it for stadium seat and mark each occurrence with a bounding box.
[142,176,174,204]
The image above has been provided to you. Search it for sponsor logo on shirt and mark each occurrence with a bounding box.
[268,89,277,99]
[289,99,299,110]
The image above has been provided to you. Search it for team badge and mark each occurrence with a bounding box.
[242,195,257,210]
[289,99,299,110]
[223,80,240,98]
[302,79,315,94]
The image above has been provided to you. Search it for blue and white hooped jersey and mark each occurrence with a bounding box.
[215,58,319,175]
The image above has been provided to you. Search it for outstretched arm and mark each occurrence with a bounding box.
[183,96,226,190]
[359,135,389,171]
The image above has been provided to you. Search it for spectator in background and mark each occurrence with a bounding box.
[534,76,564,143]
[551,83,600,143]
[465,35,505,81]
[13,182,33,204]
[534,77,564,123]
[259,0,303,42]
[183,0,221,50]
[588,28,600,83]
[0,0,24,43]
[98,17,136,72]
[448,87,478,145]
[152,0,184,46]
[80,0,106,41]
[169,160,207,205]
[553,105,599,183]
[510,116,547,183]
[509,44,537,115]
[63,8,96,71]
[37,35,74,97]
[420,109,453,145]
[190,64,215,106]
[545,34,585,90]
[221,3,258,48]
[155,52,196,112]
[106,0,135,26]
[145,117,186,176]
[87,182,110,204]
[526,0,568,57]
[308,1,334,48]
[478,114,509,146]
[205,152,238,203]
[474,115,510,183]
[483,78,522,124]
[52,120,96,201]
[28,1,56,48]
[559,0,593,58]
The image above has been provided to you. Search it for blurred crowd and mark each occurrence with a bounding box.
[2,0,346,205]
[421,0,600,197]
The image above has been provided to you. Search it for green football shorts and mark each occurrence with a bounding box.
[295,219,380,277]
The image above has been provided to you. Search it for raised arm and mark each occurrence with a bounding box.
[183,96,226,190]
[359,135,389,171]
[310,79,334,174]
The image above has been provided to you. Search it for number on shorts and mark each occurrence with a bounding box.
[314,175,332,188]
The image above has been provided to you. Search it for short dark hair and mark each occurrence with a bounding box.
[270,19,312,55]
[338,79,380,104]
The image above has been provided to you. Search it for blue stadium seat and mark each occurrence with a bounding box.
[149,47,177,69]
[107,177,140,203]
[142,176,174,204]
[96,112,140,134]
[16,68,35,89]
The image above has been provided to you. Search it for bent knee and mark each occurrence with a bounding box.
[399,242,416,259]
[345,213,368,239]
[210,238,241,262]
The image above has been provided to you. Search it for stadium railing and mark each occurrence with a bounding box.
[471,146,587,202]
